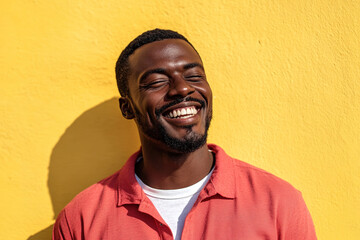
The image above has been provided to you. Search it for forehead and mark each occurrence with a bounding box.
[128,39,202,77]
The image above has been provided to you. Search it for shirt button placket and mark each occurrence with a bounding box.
[182,215,191,239]
[157,222,166,240]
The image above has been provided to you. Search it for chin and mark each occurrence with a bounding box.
[159,123,210,154]
[163,133,207,153]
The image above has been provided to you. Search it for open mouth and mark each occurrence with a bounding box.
[163,106,200,119]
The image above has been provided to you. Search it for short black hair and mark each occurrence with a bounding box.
[115,29,197,97]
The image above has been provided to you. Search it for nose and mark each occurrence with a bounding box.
[167,75,195,98]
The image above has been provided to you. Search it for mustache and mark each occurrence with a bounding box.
[155,97,205,117]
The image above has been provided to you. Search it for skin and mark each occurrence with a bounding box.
[119,39,214,189]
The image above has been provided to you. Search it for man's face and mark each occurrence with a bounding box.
[126,39,212,153]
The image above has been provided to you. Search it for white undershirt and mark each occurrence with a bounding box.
[135,167,214,240]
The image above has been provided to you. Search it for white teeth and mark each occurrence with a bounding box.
[167,106,198,119]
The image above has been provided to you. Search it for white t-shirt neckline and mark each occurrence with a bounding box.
[135,170,213,200]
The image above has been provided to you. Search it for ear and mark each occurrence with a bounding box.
[119,97,135,119]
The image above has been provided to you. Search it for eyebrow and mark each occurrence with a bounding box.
[183,62,204,71]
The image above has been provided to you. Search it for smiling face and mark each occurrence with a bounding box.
[121,39,212,153]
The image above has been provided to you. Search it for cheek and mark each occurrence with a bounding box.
[205,84,213,102]
[196,84,212,103]
[139,97,162,120]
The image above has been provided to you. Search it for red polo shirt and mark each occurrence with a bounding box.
[53,144,316,239]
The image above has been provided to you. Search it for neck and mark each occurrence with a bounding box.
[136,140,214,189]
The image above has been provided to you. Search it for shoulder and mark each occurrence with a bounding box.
[231,159,316,238]
[55,150,141,225]
[210,143,300,197]
[231,157,303,209]
[60,169,121,217]
[230,158,312,223]
[53,170,122,238]
[232,158,300,196]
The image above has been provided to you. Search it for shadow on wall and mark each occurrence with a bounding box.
[28,97,140,240]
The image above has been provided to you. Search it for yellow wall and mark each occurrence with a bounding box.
[1,0,359,239]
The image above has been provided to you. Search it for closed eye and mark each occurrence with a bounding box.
[185,75,203,81]
[140,80,168,89]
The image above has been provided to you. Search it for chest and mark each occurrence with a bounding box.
[80,198,277,240]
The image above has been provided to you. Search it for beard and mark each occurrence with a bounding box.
[156,114,211,153]
[134,98,212,153]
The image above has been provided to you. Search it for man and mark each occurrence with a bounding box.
[53,29,317,239]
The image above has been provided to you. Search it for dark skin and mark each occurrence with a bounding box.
[119,39,213,189]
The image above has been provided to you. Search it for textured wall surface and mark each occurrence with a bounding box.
[1,0,359,239]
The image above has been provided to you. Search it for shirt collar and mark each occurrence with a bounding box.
[117,144,236,207]
[204,144,236,199]
[117,149,144,206]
